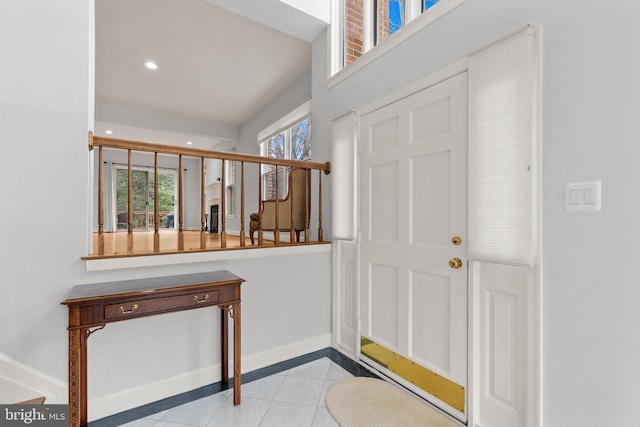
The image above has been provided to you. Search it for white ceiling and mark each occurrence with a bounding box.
[95,0,326,134]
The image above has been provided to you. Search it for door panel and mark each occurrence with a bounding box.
[370,263,399,350]
[360,72,468,420]
[410,271,451,373]
[411,97,452,140]
[473,261,530,427]
[371,116,400,152]
[370,161,399,243]
[412,151,451,246]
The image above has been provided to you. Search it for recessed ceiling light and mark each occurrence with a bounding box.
[105,130,113,134]
[145,61,158,70]
[186,141,193,145]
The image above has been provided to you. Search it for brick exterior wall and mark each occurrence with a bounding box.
[378,0,390,44]
[345,0,397,65]
[345,0,364,65]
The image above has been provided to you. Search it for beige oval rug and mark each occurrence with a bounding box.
[326,377,460,427]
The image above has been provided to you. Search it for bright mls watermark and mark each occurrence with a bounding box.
[1,405,68,426]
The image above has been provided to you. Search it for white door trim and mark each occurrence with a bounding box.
[355,58,468,118]
[330,24,541,427]
[341,27,540,427]
[358,71,469,421]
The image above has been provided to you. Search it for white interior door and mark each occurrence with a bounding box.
[359,72,468,420]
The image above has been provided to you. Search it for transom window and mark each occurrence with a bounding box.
[332,0,456,78]
[344,0,442,66]
[377,0,406,45]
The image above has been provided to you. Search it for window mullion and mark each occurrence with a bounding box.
[332,0,345,74]
[363,0,375,53]
[406,0,421,23]
[285,129,292,160]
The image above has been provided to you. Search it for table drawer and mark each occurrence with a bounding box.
[104,290,220,320]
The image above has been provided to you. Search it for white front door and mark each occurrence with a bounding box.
[359,72,468,420]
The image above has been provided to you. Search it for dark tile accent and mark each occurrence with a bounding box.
[89,347,377,427]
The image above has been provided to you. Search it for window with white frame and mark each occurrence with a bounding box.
[111,164,177,231]
[258,101,312,200]
[331,0,460,77]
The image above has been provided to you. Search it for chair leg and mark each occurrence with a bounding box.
[295,230,301,242]
[250,229,255,245]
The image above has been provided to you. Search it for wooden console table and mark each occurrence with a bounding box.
[61,271,244,427]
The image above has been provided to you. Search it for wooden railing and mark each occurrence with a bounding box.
[86,132,330,259]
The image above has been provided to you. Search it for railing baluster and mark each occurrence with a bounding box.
[97,146,104,255]
[220,160,227,248]
[153,152,159,252]
[200,157,206,249]
[178,154,184,251]
[239,161,245,247]
[274,165,280,245]
[127,149,133,253]
[87,137,331,258]
[304,168,310,243]
[258,164,263,246]
[318,169,323,242]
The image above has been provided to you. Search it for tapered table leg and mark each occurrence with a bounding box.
[68,327,82,427]
[67,304,88,427]
[233,302,241,405]
[221,306,229,384]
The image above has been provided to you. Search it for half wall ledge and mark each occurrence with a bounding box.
[84,242,331,272]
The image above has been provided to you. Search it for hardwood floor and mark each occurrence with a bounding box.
[90,230,275,257]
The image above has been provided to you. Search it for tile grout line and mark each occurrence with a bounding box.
[90,348,373,427]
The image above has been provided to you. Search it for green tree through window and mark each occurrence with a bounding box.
[116,169,176,229]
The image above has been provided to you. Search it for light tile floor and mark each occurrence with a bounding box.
[117,357,352,427]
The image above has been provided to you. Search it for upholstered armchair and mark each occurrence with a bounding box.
[250,168,311,245]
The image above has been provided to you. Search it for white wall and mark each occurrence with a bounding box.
[0,0,92,399]
[85,253,331,419]
[230,68,315,234]
[5,1,638,424]
[96,102,239,142]
[0,0,331,419]
[313,1,640,426]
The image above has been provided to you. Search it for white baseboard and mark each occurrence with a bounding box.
[88,365,218,421]
[89,333,331,421]
[0,353,67,404]
[242,334,332,374]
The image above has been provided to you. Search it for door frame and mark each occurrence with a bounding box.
[355,60,470,422]
[334,39,541,425]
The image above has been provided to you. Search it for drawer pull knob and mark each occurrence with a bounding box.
[119,304,139,314]
[194,294,210,303]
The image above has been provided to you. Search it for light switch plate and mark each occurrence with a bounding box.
[565,181,601,211]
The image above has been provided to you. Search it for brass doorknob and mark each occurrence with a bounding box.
[449,258,463,269]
